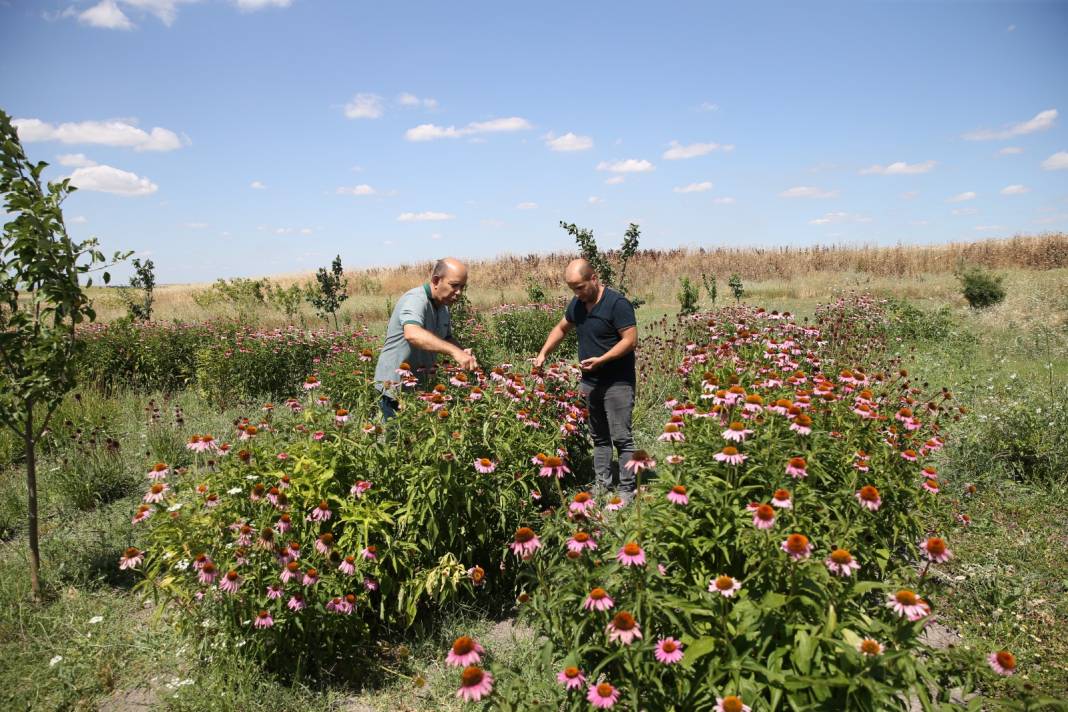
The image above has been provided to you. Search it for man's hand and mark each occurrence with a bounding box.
[532,353,546,369]
[579,356,603,372]
[454,347,479,371]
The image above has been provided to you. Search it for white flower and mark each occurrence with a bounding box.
[49,655,63,667]
[174,559,190,571]
[245,474,258,481]
[227,487,242,495]
[88,615,104,625]
[167,503,183,512]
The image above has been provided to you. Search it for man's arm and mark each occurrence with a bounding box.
[533,318,573,368]
[403,323,478,370]
[579,325,636,372]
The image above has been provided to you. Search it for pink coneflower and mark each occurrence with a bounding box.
[919,537,952,563]
[714,446,747,465]
[709,574,741,598]
[667,484,689,505]
[922,478,940,494]
[616,542,646,567]
[556,666,586,690]
[567,531,598,553]
[286,541,301,560]
[751,503,776,530]
[147,462,170,480]
[857,638,884,657]
[287,593,305,611]
[957,513,972,526]
[361,545,377,561]
[219,570,242,594]
[666,454,685,465]
[473,457,497,474]
[119,547,144,570]
[302,376,320,390]
[658,423,685,442]
[605,495,626,511]
[587,681,620,709]
[203,493,220,509]
[988,650,1017,676]
[275,513,292,533]
[781,534,812,561]
[606,611,642,645]
[569,492,596,515]
[655,637,685,664]
[236,524,253,547]
[538,455,569,478]
[280,560,300,583]
[468,565,486,587]
[192,553,209,571]
[302,567,320,586]
[143,482,169,504]
[339,556,356,575]
[886,589,927,619]
[901,448,918,462]
[722,421,753,442]
[256,527,275,550]
[583,587,614,611]
[624,450,656,474]
[789,415,813,435]
[334,408,350,425]
[315,533,334,555]
[253,610,274,629]
[716,696,752,712]
[359,423,374,435]
[856,485,882,511]
[197,561,218,585]
[446,636,484,667]
[131,504,153,525]
[468,386,484,401]
[510,527,541,559]
[266,584,283,600]
[771,489,793,509]
[785,457,807,479]
[351,480,372,497]
[456,666,494,702]
[825,548,861,577]
[364,576,378,591]
[308,500,332,521]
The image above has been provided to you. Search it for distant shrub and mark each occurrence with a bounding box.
[728,272,745,302]
[701,272,717,305]
[958,267,1006,309]
[120,257,156,321]
[492,302,576,362]
[676,276,699,315]
[885,299,957,341]
[525,279,547,304]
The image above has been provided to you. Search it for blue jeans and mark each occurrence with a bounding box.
[582,381,636,492]
[379,394,399,421]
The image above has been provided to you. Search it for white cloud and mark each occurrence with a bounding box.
[397,93,437,110]
[999,146,1023,155]
[596,159,654,173]
[544,132,593,152]
[808,211,871,225]
[516,202,538,210]
[1000,184,1030,195]
[947,191,977,203]
[662,140,733,160]
[605,176,626,185]
[14,118,183,151]
[779,186,839,199]
[250,180,266,189]
[57,153,97,167]
[697,101,719,112]
[860,160,937,175]
[69,215,88,224]
[68,165,157,196]
[713,196,736,205]
[405,116,532,142]
[344,93,384,119]
[963,109,1057,141]
[397,211,455,222]
[673,181,714,194]
[1041,151,1068,170]
[952,207,979,216]
[588,196,601,204]
[122,0,201,26]
[235,0,293,10]
[902,191,919,200]
[337,184,377,196]
[79,0,134,29]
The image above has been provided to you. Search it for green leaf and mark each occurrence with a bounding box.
[681,636,716,669]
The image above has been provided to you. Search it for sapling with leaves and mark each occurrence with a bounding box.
[120,257,155,321]
[307,254,349,329]
[559,220,645,308]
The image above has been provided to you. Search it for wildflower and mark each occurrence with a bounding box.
[510,527,541,559]
[886,589,927,619]
[361,545,377,560]
[351,480,372,497]
[667,484,689,505]
[132,504,153,525]
[303,375,320,390]
[569,492,596,515]
[275,513,292,533]
[456,666,494,702]
[308,500,332,522]
[956,513,972,526]
[567,531,597,553]
[587,681,620,709]
[922,466,938,479]
[606,611,642,645]
[785,457,807,478]
[988,650,1017,676]
[781,534,812,560]
[922,478,940,494]
[666,454,685,465]
[287,593,305,611]
[143,482,168,504]
[468,565,486,587]
[364,576,378,591]
[556,666,586,690]
[280,560,300,583]
[655,637,685,664]
[658,423,685,442]
[253,610,274,629]
[722,421,753,442]
[147,462,170,480]
[119,547,144,570]
[266,584,283,600]
[302,568,320,586]
[901,449,918,462]
[339,555,356,575]
[446,636,484,667]
[605,495,626,511]
[856,485,882,511]
[771,489,792,508]
[789,414,813,435]
[538,455,569,478]
[919,537,952,563]
[358,423,373,435]
[219,570,242,594]
[751,503,776,529]
[583,587,614,611]
[203,493,220,508]
[825,548,861,577]
[709,574,741,598]
[857,638,884,656]
[716,696,752,712]
[473,458,497,474]
[315,533,334,555]
[616,542,646,567]
[334,408,350,425]
[624,450,656,473]
[714,446,747,465]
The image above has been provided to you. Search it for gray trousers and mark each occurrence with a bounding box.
[582,381,636,492]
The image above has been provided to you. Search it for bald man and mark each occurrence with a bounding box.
[535,259,638,496]
[374,257,479,419]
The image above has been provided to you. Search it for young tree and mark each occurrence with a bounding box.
[677,276,699,315]
[0,110,128,600]
[728,273,745,303]
[307,255,349,329]
[120,257,156,321]
[702,272,718,306]
[559,220,645,308]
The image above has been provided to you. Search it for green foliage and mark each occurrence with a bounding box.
[728,272,745,302]
[885,299,957,342]
[958,267,1006,309]
[265,282,306,323]
[702,272,717,305]
[119,257,156,321]
[559,220,645,309]
[307,255,349,329]
[192,277,270,310]
[75,321,205,393]
[676,276,700,315]
[525,279,547,304]
[492,302,577,362]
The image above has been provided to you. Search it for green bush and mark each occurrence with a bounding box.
[676,276,699,315]
[885,299,957,341]
[492,302,576,362]
[958,267,1006,309]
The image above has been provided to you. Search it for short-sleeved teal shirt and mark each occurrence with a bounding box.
[374,283,451,396]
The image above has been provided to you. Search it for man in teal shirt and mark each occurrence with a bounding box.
[374,257,478,419]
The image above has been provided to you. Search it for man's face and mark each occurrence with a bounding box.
[565,272,599,302]
[432,271,467,305]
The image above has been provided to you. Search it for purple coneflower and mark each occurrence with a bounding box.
[456,666,494,702]
[988,650,1017,676]
[510,527,541,559]
[714,446,747,465]
[616,542,646,567]
[119,547,144,570]
[751,503,776,530]
[856,485,882,511]
[583,587,614,611]
[556,666,585,690]
[287,593,305,611]
[666,484,689,505]
[722,421,753,442]
[587,681,620,709]
[624,450,656,474]
[709,574,741,598]
[658,423,685,442]
[446,636,484,667]
[567,531,597,553]
[781,534,812,561]
[785,457,807,478]
[308,500,332,521]
[655,637,685,664]
[606,611,641,645]
[886,589,927,619]
[219,570,242,594]
[253,610,274,629]
[857,639,884,656]
[919,537,952,563]
[473,457,497,474]
[825,548,861,577]
[569,492,596,515]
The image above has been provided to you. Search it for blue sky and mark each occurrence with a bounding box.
[2,0,1067,283]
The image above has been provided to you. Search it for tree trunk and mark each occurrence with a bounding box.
[25,405,41,601]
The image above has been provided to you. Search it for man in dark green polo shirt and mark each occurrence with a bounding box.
[374,257,478,419]
[534,258,638,495]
